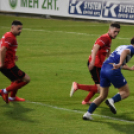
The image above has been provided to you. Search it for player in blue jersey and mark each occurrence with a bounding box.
[83,37,134,120]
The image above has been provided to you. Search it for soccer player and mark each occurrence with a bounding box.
[70,23,120,105]
[83,37,134,120]
[0,20,30,103]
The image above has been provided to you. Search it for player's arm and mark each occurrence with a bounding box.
[122,64,134,70]
[107,49,111,58]
[0,46,7,68]
[15,56,18,62]
[113,49,130,70]
[88,44,100,70]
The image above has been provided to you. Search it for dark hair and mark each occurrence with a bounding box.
[110,23,120,29]
[12,20,23,26]
[131,37,134,44]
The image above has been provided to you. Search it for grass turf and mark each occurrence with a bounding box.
[0,14,134,134]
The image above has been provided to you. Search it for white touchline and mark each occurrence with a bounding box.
[26,100,134,124]
[0,26,130,40]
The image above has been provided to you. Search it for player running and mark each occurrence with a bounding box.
[0,20,30,103]
[70,23,120,105]
[83,37,134,120]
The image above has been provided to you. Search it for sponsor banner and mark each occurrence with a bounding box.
[0,0,68,16]
[68,0,134,22]
[0,0,134,23]
[69,0,102,17]
[102,1,134,20]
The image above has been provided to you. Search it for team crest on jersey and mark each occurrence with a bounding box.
[9,0,18,9]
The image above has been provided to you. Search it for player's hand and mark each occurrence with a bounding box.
[0,63,4,69]
[88,62,94,71]
[15,56,18,61]
[112,63,121,70]
[130,65,134,71]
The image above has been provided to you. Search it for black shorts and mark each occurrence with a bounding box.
[0,65,25,82]
[87,61,101,84]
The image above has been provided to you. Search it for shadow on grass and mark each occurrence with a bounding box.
[2,102,36,123]
[99,104,134,121]
[92,119,134,134]
[94,106,134,134]
[80,101,134,133]
[107,121,134,134]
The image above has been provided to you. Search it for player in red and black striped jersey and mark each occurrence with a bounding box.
[70,23,120,105]
[88,33,112,68]
[0,20,30,103]
[0,31,18,69]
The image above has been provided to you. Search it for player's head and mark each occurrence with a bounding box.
[108,23,120,39]
[11,20,23,36]
[131,37,134,45]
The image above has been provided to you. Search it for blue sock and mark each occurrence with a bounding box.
[112,93,121,103]
[88,103,97,113]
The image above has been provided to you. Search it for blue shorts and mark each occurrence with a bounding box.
[100,63,127,88]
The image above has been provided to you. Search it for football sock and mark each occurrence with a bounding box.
[8,97,15,101]
[77,84,98,92]
[2,88,8,94]
[6,81,27,92]
[112,93,122,103]
[84,91,95,102]
[10,89,18,97]
[9,82,18,97]
[88,103,98,113]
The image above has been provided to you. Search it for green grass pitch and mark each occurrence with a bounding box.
[0,14,134,134]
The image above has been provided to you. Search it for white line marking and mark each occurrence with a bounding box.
[0,26,130,40]
[28,25,108,27]
[24,28,97,36]
[26,100,134,124]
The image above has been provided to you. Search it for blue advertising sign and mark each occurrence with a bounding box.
[69,0,134,20]
[69,0,102,17]
[102,2,134,20]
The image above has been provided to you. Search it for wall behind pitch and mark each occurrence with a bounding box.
[1,0,134,23]
[0,0,69,16]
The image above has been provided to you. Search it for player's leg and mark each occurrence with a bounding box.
[118,83,130,99]
[1,66,30,102]
[82,84,99,104]
[109,84,129,104]
[78,65,100,92]
[82,91,95,105]
[81,66,101,104]
[105,69,128,114]
[0,68,13,103]
[70,82,98,97]
[70,61,100,97]
[106,84,129,114]
[70,65,100,104]
[4,66,26,92]
[9,74,30,101]
[83,63,111,120]
[22,74,30,83]
[76,83,98,92]
[83,86,109,120]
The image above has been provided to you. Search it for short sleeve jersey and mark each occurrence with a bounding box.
[0,32,18,69]
[104,45,134,65]
[89,33,112,68]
